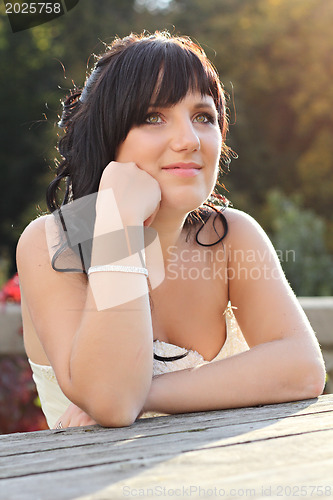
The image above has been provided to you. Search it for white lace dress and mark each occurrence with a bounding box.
[28,304,249,428]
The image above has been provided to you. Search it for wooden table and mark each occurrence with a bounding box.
[1,394,333,500]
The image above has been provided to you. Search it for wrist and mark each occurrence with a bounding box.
[122,217,144,227]
[91,251,146,269]
[91,224,146,268]
[88,264,148,278]
[95,188,145,232]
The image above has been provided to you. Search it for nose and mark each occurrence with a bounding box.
[169,118,200,152]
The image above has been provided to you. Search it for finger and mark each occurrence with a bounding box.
[53,420,65,430]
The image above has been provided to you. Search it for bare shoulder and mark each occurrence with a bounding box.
[219,207,316,343]
[17,213,84,283]
[16,214,51,268]
[221,206,285,282]
[189,206,268,250]
[223,207,271,242]
[222,206,257,227]
[17,213,48,241]
[222,207,278,260]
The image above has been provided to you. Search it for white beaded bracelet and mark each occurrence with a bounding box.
[87,264,148,277]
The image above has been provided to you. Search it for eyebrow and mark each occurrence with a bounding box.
[192,102,217,112]
[148,101,217,113]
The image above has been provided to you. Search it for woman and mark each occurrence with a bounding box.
[16,31,325,430]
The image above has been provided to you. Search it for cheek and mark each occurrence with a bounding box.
[215,132,223,159]
[203,134,221,187]
[206,134,222,167]
[116,132,160,165]
[115,138,136,162]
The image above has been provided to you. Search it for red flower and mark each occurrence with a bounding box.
[0,273,21,304]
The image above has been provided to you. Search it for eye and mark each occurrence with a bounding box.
[194,113,216,124]
[144,113,163,124]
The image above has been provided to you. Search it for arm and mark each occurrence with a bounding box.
[17,162,161,427]
[143,209,326,414]
[144,335,325,414]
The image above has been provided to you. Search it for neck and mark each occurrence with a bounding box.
[149,208,188,260]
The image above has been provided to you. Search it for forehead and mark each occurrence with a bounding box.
[149,91,217,110]
[145,47,218,107]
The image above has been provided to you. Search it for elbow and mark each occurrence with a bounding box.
[84,397,139,428]
[67,369,151,428]
[305,365,326,399]
[96,410,137,428]
[297,358,326,400]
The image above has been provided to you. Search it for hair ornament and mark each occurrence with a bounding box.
[58,65,103,128]
[79,65,103,103]
[58,91,82,128]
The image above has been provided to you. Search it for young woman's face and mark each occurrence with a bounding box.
[116,91,222,214]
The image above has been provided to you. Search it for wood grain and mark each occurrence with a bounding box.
[1,395,332,499]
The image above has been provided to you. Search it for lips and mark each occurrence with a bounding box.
[161,163,202,178]
[162,162,202,170]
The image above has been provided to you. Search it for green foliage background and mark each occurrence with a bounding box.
[0,0,332,295]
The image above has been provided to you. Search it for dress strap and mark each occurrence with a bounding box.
[223,301,237,316]
[225,247,237,315]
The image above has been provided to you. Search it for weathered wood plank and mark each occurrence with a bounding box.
[1,429,333,500]
[0,397,331,456]
[1,395,332,500]
[1,404,333,479]
[1,395,332,457]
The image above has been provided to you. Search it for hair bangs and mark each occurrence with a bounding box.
[152,43,219,108]
[118,38,223,134]
[50,32,230,218]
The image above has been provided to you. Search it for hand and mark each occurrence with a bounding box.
[98,161,161,226]
[53,403,97,429]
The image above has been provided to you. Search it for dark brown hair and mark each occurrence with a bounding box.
[48,31,231,255]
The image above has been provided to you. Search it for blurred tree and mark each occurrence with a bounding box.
[144,0,333,253]
[0,0,137,275]
[1,0,332,291]
[263,190,333,296]
[0,15,57,274]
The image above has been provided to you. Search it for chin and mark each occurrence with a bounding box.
[161,188,208,215]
